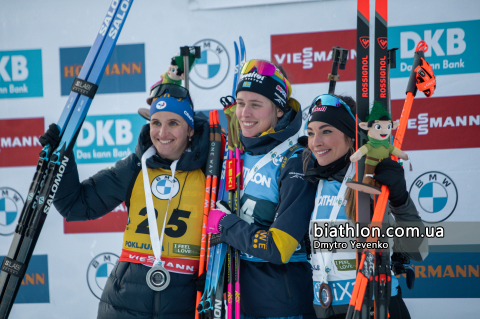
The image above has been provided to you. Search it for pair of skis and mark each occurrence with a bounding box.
[347,0,435,318]
[0,1,133,318]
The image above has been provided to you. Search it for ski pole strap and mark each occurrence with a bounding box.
[70,78,98,99]
[1,257,27,279]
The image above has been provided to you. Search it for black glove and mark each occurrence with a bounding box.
[374,158,409,207]
[39,123,61,149]
[194,270,206,293]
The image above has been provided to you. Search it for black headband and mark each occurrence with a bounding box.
[308,103,356,139]
[236,71,288,112]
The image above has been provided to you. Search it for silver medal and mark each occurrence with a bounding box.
[146,264,170,291]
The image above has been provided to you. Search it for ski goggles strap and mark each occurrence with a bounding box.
[240,59,291,99]
[308,94,356,121]
[149,83,194,108]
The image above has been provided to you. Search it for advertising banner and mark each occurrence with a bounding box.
[60,44,145,96]
[0,49,43,99]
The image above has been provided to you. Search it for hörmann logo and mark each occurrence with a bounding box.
[271,30,356,84]
[60,44,145,96]
[389,20,480,77]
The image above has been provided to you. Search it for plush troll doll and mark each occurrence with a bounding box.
[160,52,196,85]
[350,102,409,189]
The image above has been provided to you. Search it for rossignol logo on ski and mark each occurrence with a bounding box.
[359,36,369,49]
[0,187,24,235]
[379,56,387,98]
[377,37,387,50]
[409,171,458,223]
[87,253,119,299]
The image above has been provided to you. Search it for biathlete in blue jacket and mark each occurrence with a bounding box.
[206,60,317,318]
[46,83,210,319]
[302,94,428,319]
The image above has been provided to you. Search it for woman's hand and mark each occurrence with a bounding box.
[206,201,231,233]
[374,158,409,207]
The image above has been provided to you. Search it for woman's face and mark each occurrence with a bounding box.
[236,91,283,138]
[307,121,351,166]
[150,111,193,161]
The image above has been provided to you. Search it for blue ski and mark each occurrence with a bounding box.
[0,1,133,316]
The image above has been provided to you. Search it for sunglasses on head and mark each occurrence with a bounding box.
[240,60,291,99]
[309,94,355,120]
[149,83,194,109]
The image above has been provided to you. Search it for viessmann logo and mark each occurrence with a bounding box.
[0,118,44,167]
[391,94,480,151]
[59,43,145,96]
[271,30,356,84]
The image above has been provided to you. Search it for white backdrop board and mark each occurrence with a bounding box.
[0,0,479,318]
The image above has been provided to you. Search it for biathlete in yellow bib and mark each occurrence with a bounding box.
[50,83,209,319]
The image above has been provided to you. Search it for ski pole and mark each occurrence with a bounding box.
[196,112,215,319]
[346,41,432,319]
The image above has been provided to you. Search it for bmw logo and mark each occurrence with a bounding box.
[190,39,230,89]
[87,253,119,299]
[151,175,180,200]
[409,171,458,223]
[0,187,24,236]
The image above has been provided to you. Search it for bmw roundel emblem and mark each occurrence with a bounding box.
[87,253,119,299]
[409,171,458,223]
[0,187,24,236]
[190,39,230,89]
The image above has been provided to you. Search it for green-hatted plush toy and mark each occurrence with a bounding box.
[160,51,197,85]
[348,102,409,193]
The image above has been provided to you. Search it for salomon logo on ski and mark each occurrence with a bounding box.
[44,156,69,213]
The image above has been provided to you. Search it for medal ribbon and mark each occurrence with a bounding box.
[310,162,356,284]
[141,145,178,267]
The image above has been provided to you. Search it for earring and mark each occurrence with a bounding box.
[189,136,192,142]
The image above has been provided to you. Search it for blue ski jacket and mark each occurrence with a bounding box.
[53,115,210,319]
[219,106,317,318]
